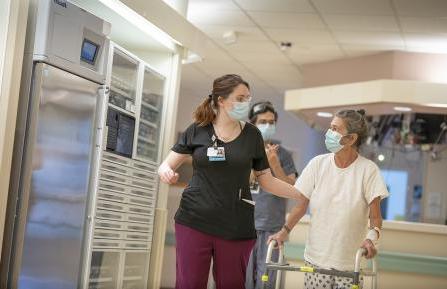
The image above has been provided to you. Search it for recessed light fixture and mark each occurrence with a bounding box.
[317,112,333,118]
[393,106,412,112]
[377,154,385,162]
[425,103,447,108]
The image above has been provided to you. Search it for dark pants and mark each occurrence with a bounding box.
[175,223,256,289]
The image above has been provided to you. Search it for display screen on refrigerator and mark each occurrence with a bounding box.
[106,108,135,158]
[80,39,99,64]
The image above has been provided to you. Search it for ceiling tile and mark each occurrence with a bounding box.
[197,25,269,41]
[287,44,345,64]
[187,0,239,12]
[220,40,280,53]
[323,15,400,32]
[265,28,336,44]
[248,12,325,29]
[400,17,447,34]
[342,44,405,57]
[394,0,447,17]
[234,0,315,13]
[333,31,405,46]
[188,9,255,26]
[194,59,252,78]
[312,0,394,15]
[232,51,291,64]
[244,63,301,75]
[198,40,234,61]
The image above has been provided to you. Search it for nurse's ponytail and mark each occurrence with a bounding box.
[194,74,249,126]
[194,95,215,127]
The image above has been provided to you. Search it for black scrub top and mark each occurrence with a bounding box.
[172,122,270,240]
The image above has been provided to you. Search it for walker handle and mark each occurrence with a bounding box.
[265,240,284,264]
[354,247,378,289]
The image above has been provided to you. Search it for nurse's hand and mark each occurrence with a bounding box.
[267,229,288,247]
[158,163,179,184]
[360,239,377,259]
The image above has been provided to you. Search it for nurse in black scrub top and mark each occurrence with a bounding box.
[158,74,302,289]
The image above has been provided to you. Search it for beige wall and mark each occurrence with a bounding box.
[0,0,29,262]
[302,51,447,88]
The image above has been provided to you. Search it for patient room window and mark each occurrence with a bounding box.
[380,170,408,221]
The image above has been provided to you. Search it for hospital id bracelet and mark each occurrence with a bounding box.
[373,226,381,239]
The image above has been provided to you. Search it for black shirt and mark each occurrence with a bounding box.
[172,122,270,239]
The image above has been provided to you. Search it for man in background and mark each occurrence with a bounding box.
[246,101,298,289]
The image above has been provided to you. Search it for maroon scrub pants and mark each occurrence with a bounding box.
[175,223,256,289]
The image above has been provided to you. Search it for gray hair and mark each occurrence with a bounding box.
[335,109,368,148]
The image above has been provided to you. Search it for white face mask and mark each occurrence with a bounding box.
[257,123,276,140]
[227,101,250,121]
[325,129,345,153]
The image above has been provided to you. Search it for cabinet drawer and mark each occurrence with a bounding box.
[96,199,127,213]
[96,209,126,222]
[94,229,123,240]
[102,151,132,166]
[101,160,131,176]
[99,170,129,185]
[127,195,154,208]
[127,204,152,216]
[98,180,127,194]
[124,231,151,242]
[92,238,122,249]
[132,160,157,173]
[126,213,152,224]
[123,241,150,250]
[97,189,127,203]
[94,219,125,231]
[126,222,152,233]
[130,177,156,189]
[128,187,156,199]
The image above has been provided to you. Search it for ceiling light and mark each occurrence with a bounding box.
[425,103,447,108]
[377,154,385,162]
[393,106,412,112]
[98,0,179,51]
[317,112,333,118]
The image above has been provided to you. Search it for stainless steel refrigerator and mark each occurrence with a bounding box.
[1,1,110,288]
[14,62,101,289]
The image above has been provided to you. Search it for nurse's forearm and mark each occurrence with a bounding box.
[270,162,295,185]
[257,171,300,200]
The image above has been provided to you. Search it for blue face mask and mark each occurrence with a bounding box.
[228,101,250,121]
[257,123,276,140]
[325,129,345,153]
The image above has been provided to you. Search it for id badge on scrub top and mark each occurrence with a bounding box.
[207,146,226,161]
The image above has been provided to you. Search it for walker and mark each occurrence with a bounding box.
[262,240,378,289]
